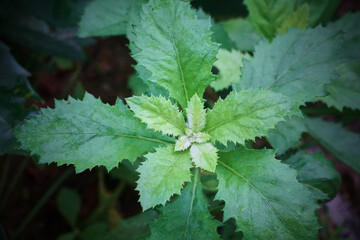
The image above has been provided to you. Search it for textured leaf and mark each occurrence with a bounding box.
[234,26,344,106]
[322,63,360,111]
[136,145,193,210]
[222,18,260,52]
[305,117,360,173]
[284,151,340,200]
[186,94,205,132]
[190,143,218,172]
[129,0,218,109]
[204,89,293,145]
[127,95,186,136]
[268,116,306,155]
[78,0,145,37]
[277,4,309,34]
[14,93,173,172]
[244,0,296,41]
[57,188,81,227]
[211,49,251,92]
[149,171,220,240]
[216,149,320,239]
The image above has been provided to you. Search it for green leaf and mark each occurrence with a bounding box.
[267,116,306,155]
[322,62,360,111]
[216,148,320,239]
[222,18,261,52]
[186,94,206,133]
[284,151,340,200]
[129,0,219,109]
[244,0,296,41]
[190,143,218,172]
[234,26,345,106]
[14,93,173,172]
[204,89,293,145]
[127,95,186,137]
[277,4,309,35]
[78,0,145,37]
[305,117,360,174]
[57,188,81,227]
[149,171,220,240]
[211,49,251,92]
[136,145,193,210]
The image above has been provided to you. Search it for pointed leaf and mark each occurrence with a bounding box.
[14,93,174,172]
[136,145,193,210]
[216,149,320,239]
[127,95,186,136]
[322,62,360,111]
[204,89,293,145]
[211,49,251,92]
[149,172,220,240]
[284,151,340,200]
[234,26,345,106]
[129,0,218,109]
[57,188,81,227]
[186,94,206,132]
[244,0,296,41]
[268,116,306,155]
[190,143,218,172]
[305,117,360,173]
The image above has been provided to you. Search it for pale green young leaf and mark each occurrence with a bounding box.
[136,145,193,210]
[149,171,220,240]
[216,149,320,239]
[204,89,293,145]
[284,151,340,200]
[244,0,296,41]
[186,94,205,133]
[234,26,344,106]
[322,62,360,111]
[268,116,306,155]
[305,118,360,173]
[221,18,261,52]
[190,143,218,172]
[129,0,218,109]
[14,93,174,172]
[277,4,309,35]
[78,0,145,37]
[211,49,251,92]
[127,95,186,137]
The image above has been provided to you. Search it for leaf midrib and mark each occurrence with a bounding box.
[218,160,297,239]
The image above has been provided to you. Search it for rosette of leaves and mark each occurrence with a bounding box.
[15,0,325,239]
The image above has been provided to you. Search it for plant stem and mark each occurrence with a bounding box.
[12,168,73,239]
[0,158,28,215]
[0,156,11,197]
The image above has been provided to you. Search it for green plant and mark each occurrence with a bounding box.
[12,0,360,239]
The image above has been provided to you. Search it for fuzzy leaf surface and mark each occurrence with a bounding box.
[129,0,218,109]
[136,145,192,210]
[284,151,340,199]
[216,149,320,239]
[268,116,306,155]
[190,143,218,172]
[234,26,344,106]
[305,118,360,173]
[14,93,173,172]
[277,4,309,34]
[78,0,145,37]
[322,62,360,110]
[211,49,251,92]
[204,89,293,145]
[244,0,296,41]
[149,174,220,240]
[186,94,206,132]
[127,95,186,136]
